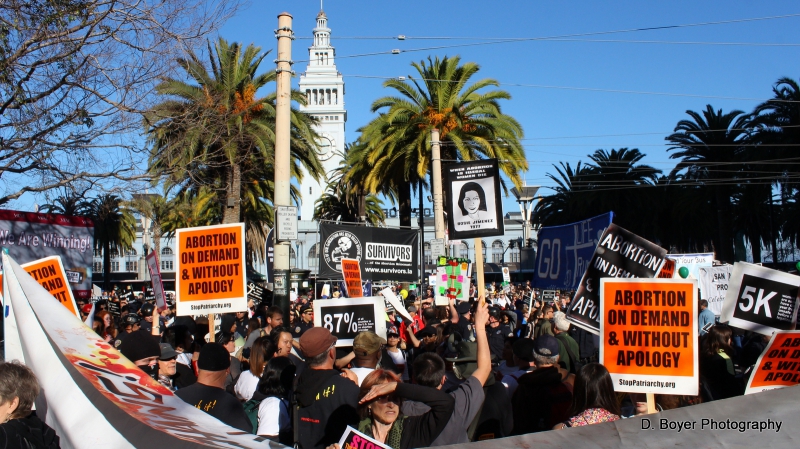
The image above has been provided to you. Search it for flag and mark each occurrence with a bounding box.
[1,253,268,448]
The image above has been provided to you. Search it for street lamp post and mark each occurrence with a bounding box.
[511,186,540,270]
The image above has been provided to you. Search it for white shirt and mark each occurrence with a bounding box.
[257,397,290,436]
[234,370,260,401]
[349,366,375,388]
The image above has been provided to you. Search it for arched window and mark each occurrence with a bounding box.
[308,243,320,268]
[161,247,173,256]
[492,240,504,264]
[481,240,488,261]
[510,241,520,263]
[451,241,469,259]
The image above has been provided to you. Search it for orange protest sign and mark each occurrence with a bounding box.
[342,258,363,298]
[745,331,800,394]
[657,258,676,279]
[21,256,79,317]
[175,223,247,316]
[600,278,698,395]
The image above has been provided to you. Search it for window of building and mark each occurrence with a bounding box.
[94,248,103,257]
[290,247,296,268]
[93,262,102,273]
[161,260,174,271]
[125,261,137,272]
[125,248,137,256]
[111,261,120,272]
[308,243,319,268]
[161,247,173,255]
[451,242,469,259]
[492,240,504,264]
[481,240,488,261]
[424,242,431,265]
[510,243,520,263]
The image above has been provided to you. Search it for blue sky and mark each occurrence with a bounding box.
[218,1,799,214]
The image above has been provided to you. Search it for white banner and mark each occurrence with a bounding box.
[698,265,732,316]
[2,253,268,448]
[666,253,714,279]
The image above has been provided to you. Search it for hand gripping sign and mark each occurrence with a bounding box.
[600,278,699,396]
[175,223,247,316]
[720,262,800,336]
[745,331,800,395]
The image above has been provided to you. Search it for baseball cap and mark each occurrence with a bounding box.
[533,334,560,357]
[159,343,178,360]
[353,332,386,356]
[553,311,570,332]
[197,343,231,371]
[299,327,337,358]
[81,303,93,314]
[414,326,437,339]
[456,301,471,315]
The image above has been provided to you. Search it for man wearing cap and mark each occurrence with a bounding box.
[294,327,359,449]
[157,343,179,391]
[175,343,253,432]
[553,311,580,374]
[511,335,573,434]
[486,306,513,361]
[401,299,491,445]
[453,301,473,341]
[292,304,315,339]
[349,331,386,387]
[501,338,536,397]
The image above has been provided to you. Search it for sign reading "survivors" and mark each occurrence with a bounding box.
[600,278,698,396]
[175,223,247,316]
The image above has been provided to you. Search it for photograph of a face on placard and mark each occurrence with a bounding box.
[452,178,498,232]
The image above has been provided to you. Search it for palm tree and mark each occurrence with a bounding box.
[39,188,92,216]
[533,161,594,226]
[88,194,136,290]
[354,55,527,226]
[666,105,751,263]
[161,188,217,238]
[145,38,323,225]
[314,149,386,225]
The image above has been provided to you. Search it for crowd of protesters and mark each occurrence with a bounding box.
[0,279,768,448]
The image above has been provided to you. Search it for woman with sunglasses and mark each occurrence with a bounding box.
[328,369,454,449]
[381,327,409,381]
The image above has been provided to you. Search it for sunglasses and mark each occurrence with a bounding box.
[303,311,313,315]
[160,356,177,361]
[387,334,400,338]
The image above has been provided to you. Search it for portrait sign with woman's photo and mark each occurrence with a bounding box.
[445,158,504,239]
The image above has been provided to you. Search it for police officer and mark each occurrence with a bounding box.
[139,302,156,333]
[486,306,513,361]
[292,303,315,339]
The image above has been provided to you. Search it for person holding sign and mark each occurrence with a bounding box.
[700,324,743,400]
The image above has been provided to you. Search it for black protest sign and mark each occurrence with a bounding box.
[319,223,419,281]
[566,223,667,334]
[107,300,120,317]
[247,282,264,303]
[444,159,504,240]
[313,297,387,346]
[721,262,800,336]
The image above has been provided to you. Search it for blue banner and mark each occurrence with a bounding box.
[533,212,613,290]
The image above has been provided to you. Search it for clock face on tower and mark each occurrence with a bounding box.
[317,133,335,161]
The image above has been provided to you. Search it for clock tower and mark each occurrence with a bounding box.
[298,9,346,221]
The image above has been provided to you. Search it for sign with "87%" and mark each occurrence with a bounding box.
[314,297,387,347]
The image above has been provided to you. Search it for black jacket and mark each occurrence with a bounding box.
[0,413,60,449]
[511,366,572,434]
[295,368,360,449]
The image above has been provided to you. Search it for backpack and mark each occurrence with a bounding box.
[243,398,263,434]
[556,333,582,375]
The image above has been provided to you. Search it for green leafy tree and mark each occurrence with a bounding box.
[88,194,136,290]
[314,147,386,225]
[666,105,750,263]
[145,37,322,227]
[355,55,527,226]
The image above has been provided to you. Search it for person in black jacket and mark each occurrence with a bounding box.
[327,369,454,449]
[0,361,60,449]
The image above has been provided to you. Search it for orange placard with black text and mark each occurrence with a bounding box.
[175,223,247,316]
[745,331,800,395]
[21,256,80,318]
[600,278,698,395]
[657,258,676,279]
[342,258,363,298]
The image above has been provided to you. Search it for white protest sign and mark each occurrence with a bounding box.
[721,262,800,336]
[313,296,387,346]
[380,287,413,322]
[666,253,714,279]
[698,265,732,316]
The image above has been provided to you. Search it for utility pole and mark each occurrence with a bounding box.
[431,128,445,240]
[273,12,293,318]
